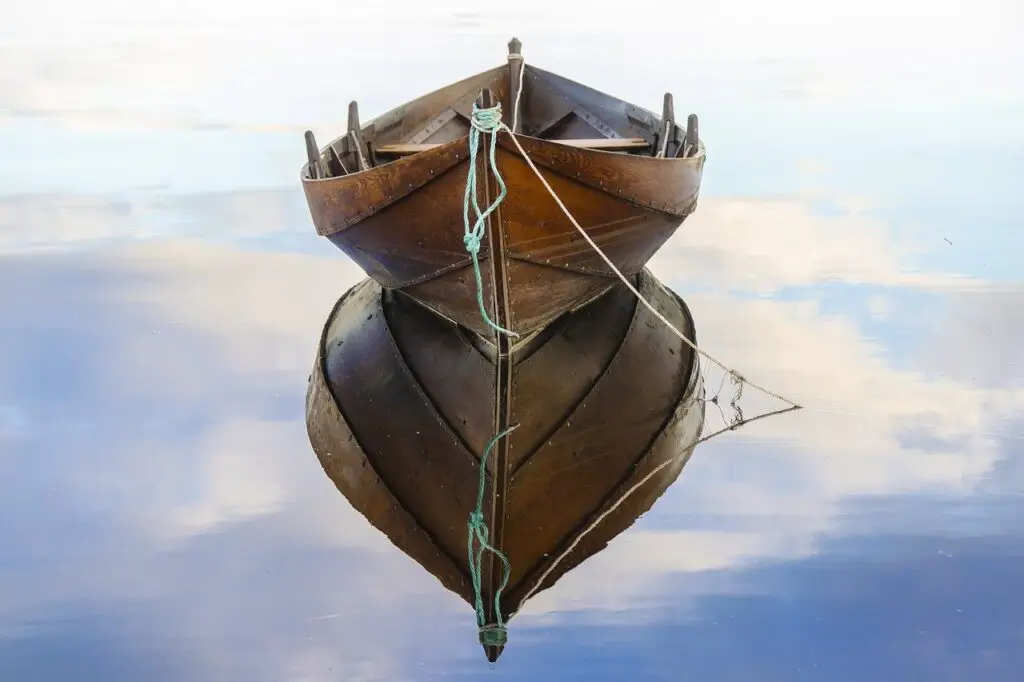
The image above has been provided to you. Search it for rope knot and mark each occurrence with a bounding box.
[466,425,519,644]
[462,100,518,339]
[463,232,482,255]
[478,623,508,647]
[470,103,504,134]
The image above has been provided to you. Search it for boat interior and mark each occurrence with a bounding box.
[303,40,700,180]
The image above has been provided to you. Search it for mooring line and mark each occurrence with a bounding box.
[464,91,800,410]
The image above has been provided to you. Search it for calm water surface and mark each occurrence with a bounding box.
[2,3,1023,680]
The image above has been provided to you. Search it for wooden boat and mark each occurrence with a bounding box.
[304,269,705,662]
[301,37,705,339]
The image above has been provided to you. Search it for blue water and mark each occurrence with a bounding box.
[2,3,1023,680]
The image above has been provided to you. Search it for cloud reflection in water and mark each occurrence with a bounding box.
[0,176,1020,678]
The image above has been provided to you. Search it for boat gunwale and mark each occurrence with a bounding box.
[300,133,706,185]
[302,131,705,239]
[300,60,705,186]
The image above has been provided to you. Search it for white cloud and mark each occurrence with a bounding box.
[868,294,891,319]
[0,190,311,253]
[650,196,983,292]
[160,419,290,540]
[915,287,1024,389]
[519,527,812,623]
[3,1,1019,134]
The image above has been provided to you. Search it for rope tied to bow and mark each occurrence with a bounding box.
[466,424,519,646]
[462,103,519,339]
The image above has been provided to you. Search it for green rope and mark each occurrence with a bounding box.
[463,103,519,339]
[467,423,519,646]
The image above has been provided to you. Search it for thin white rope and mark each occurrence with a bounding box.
[329,143,350,175]
[510,56,526,134]
[510,401,800,613]
[348,130,369,171]
[501,128,798,408]
[495,54,798,409]
[656,120,670,157]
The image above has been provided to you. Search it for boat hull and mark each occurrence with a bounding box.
[301,63,704,338]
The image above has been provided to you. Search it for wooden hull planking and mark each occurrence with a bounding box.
[301,47,705,339]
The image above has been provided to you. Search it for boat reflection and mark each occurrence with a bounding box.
[305,268,705,661]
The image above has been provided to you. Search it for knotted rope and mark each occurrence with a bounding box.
[463,103,519,339]
[467,424,519,647]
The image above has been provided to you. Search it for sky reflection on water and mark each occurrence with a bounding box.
[2,2,1023,680]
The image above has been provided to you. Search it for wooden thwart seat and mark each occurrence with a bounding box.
[376,137,650,156]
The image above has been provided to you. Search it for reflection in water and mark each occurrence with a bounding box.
[306,270,706,661]
[0,229,1021,679]
[305,265,797,661]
